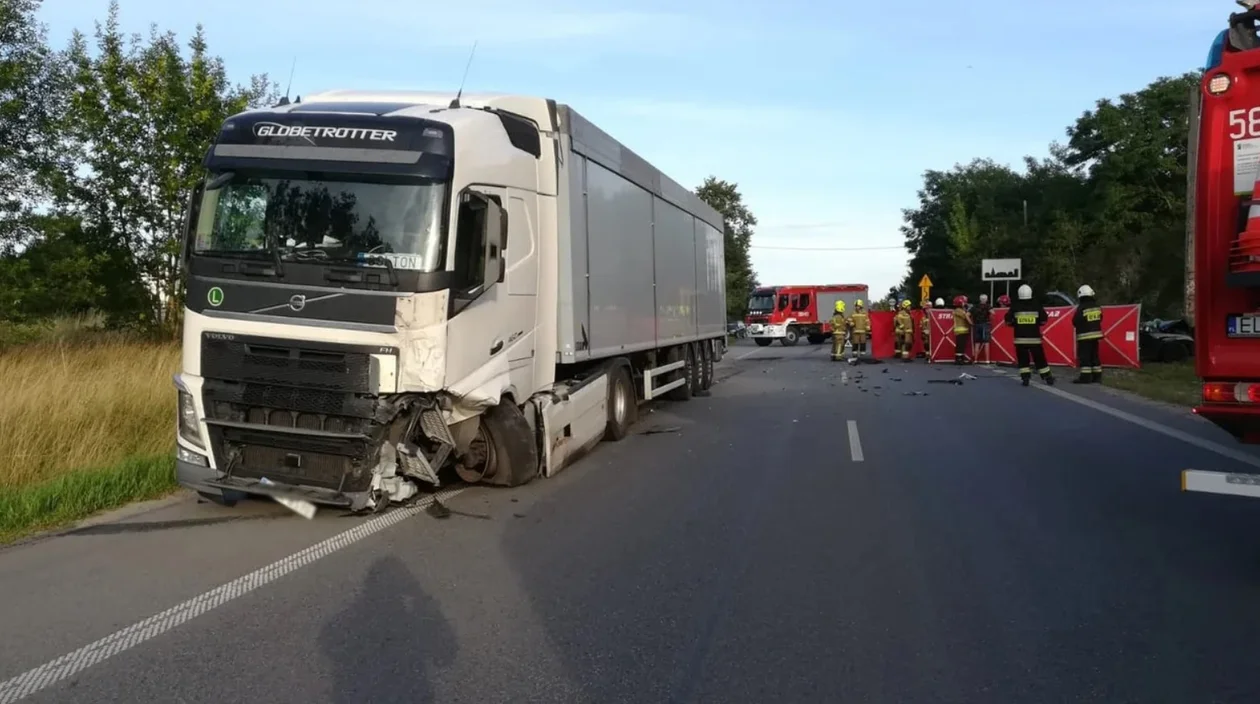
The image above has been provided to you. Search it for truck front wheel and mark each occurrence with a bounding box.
[754,338,773,347]
[781,327,800,346]
[458,401,539,487]
[603,364,636,442]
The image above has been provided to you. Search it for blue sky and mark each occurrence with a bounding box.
[42,0,1221,298]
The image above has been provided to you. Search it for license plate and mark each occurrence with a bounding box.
[1227,314,1260,337]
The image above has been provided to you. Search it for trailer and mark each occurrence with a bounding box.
[744,284,868,346]
[1181,4,1260,499]
[172,90,727,515]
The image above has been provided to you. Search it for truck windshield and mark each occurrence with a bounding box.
[193,172,448,272]
[748,294,775,312]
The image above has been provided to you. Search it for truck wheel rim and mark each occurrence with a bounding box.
[613,378,628,424]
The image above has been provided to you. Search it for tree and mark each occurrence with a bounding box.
[0,0,68,248]
[695,176,758,320]
[56,1,278,334]
[898,72,1199,318]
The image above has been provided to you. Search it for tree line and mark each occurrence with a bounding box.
[0,0,762,336]
[895,72,1199,318]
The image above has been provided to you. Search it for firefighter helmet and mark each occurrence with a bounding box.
[1077,284,1095,298]
[997,294,1011,307]
[900,299,912,309]
[1017,284,1032,300]
[935,297,944,307]
[953,295,965,307]
[834,300,845,313]
[855,299,864,308]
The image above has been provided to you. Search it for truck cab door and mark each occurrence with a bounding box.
[443,186,529,398]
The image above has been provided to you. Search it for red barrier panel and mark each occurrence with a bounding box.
[869,311,894,359]
[1099,304,1142,368]
[931,305,1142,368]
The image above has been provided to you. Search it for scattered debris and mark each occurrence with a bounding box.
[640,425,682,435]
[426,498,452,519]
[927,379,963,385]
[903,391,929,396]
[959,372,978,380]
[889,377,902,382]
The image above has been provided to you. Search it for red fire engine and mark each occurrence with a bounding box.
[744,284,869,347]
[1181,2,1260,499]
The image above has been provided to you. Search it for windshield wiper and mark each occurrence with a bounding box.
[294,252,399,288]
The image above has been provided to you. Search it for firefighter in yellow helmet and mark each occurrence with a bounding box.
[829,300,848,361]
[893,299,914,361]
[849,299,870,362]
[919,299,933,361]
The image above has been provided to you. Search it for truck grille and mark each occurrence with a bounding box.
[201,335,373,393]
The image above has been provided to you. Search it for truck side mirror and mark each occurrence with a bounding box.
[181,182,204,267]
[481,196,508,285]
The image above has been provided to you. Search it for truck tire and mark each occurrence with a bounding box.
[603,363,636,442]
[713,338,725,362]
[754,338,773,347]
[781,327,800,346]
[699,340,714,391]
[468,401,539,487]
[807,334,825,345]
[688,342,704,392]
[665,345,693,401]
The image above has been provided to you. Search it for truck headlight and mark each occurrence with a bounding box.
[177,390,205,448]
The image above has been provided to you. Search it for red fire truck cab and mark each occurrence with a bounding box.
[744,284,870,347]
[1181,3,1260,499]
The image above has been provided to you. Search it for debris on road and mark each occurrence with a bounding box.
[426,498,452,519]
[640,426,683,435]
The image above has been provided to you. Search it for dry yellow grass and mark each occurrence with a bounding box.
[0,337,181,489]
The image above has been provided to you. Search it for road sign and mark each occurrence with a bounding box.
[981,258,1021,281]
[918,274,933,303]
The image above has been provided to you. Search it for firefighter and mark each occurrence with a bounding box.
[830,300,848,361]
[1072,284,1104,383]
[972,293,993,364]
[849,299,870,361]
[997,293,1011,308]
[1004,284,1055,386]
[893,299,914,361]
[952,295,972,364]
[918,299,933,360]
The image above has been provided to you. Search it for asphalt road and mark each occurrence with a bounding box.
[4,340,1260,703]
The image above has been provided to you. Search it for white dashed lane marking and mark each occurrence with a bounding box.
[0,487,467,704]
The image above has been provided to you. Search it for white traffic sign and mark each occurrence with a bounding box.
[981,258,1021,281]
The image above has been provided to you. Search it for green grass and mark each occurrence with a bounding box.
[0,454,177,543]
[1100,360,1201,408]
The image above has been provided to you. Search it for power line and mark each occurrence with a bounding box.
[750,244,906,251]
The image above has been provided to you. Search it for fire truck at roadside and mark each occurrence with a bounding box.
[1180,2,1260,500]
[744,284,869,347]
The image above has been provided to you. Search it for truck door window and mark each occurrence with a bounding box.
[778,294,789,311]
[454,193,488,294]
[797,293,810,309]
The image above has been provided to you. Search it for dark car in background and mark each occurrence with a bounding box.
[1140,318,1194,363]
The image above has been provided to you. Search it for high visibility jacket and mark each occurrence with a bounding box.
[920,313,931,333]
[1073,297,1103,341]
[1004,301,1048,345]
[830,312,847,332]
[893,310,913,334]
[849,312,870,334]
[952,308,970,334]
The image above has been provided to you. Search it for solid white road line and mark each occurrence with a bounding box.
[0,486,467,704]
[987,368,1260,471]
[735,346,763,360]
[847,420,864,462]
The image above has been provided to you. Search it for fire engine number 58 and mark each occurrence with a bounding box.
[1228,106,1260,138]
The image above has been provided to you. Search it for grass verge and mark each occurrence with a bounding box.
[0,455,177,543]
[1100,360,1200,408]
[0,318,181,542]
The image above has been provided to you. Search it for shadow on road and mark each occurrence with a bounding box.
[319,555,457,703]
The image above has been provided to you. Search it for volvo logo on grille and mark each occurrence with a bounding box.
[288,294,306,312]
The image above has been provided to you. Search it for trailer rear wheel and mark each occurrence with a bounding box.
[688,342,704,393]
[754,338,773,347]
[699,340,714,391]
[603,364,636,442]
[460,401,539,487]
[664,345,693,401]
[781,327,800,346]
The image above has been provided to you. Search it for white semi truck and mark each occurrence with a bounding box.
[173,90,727,513]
